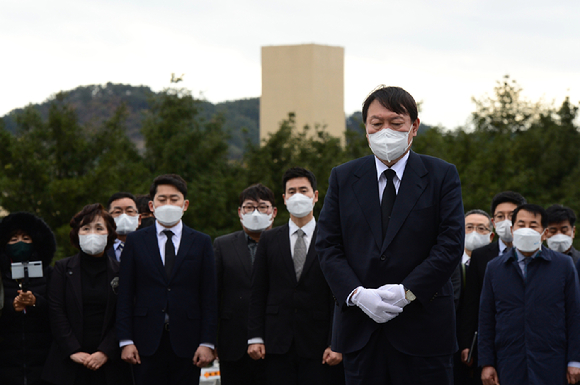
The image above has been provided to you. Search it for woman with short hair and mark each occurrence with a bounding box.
[43,203,130,385]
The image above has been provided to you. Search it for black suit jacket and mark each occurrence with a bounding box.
[43,253,129,385]
[316,152,465,356]
[214,230,254,361]
[457,241,500,350]
[116,224,218,358]
[248,223,334,359]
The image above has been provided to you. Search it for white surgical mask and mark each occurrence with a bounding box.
[286,193,314,218]
[494,220,513,243]
[79,234,108,255]
[154,204,184,226]
[465,231,492,251]
[368,126,413,163]
[512,228,543,253]
[547,234,573,253]
[114,214,139,235]
[241,210,273,232]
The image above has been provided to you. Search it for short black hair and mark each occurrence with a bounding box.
[150,174,188,199]
[546,204,577,227]
[465,209,492,230]
[135,194,153,215]
[362,86,418,124]
[239,183,276,207]
[282,167,317,193]
[512,204,547,229]
[490,191,527,217]
[107,192,137,212]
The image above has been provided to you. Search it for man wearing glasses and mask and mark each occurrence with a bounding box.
[214,183,277,385]
[457,191,526,383]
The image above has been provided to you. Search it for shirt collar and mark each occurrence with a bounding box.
[155,219,183,238]
[498,238,508,254]
[289,217,316,237]
[374,151,410,182]
[511,246,550,263]
[114,238,123,249]
[462,251,470,265]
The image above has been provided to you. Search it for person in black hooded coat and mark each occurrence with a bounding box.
[0,212,56,385]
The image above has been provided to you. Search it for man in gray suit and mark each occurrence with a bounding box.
[214,183,278,385]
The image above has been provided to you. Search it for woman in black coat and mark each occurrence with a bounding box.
[42,204,130,385]
[0,212,56,385]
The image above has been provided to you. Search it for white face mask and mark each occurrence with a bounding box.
[79,234,108,256]
[512,228,543,253]
[547,234,573,253]
[154,204,184,226]
[241,210,273,232]
[465,231,492,251]
[114,214,139,235]
[494,220,513,243]
[286,193,314,218]
[367,126,413,163]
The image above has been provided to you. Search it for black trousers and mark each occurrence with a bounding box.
[343,326,453,385]
[265,343,338,385]
[219,353,266,385]
[133,329,201,385]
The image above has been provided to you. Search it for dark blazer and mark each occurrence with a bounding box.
[478,248,580,384]
[116,224,217,358]
[214,230,254,361]
[106,246,117,262]
[457,241,500,351]
[248,224,334,359]
[43,253,129,385]
[316,152,465,356]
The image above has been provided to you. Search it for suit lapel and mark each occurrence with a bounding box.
[67,254,83,314]
[171,226,194,281]
[352,156,383,250]
[382,151,429,252]
[298,227,318,283]
[232,231,253,278]
[144,226,167,281]
[276,224,297,285]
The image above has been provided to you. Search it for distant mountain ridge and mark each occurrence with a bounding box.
[2,83,429,158]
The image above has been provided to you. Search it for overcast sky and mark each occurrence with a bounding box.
[2,0,579,129]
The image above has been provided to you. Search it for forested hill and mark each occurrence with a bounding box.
[1,82,430,159]
[1,83,261,159]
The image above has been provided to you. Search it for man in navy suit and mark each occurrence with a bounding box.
[106,192,141,262]
[248,167,343,385]
[116,174,217,385]
[316,86,464,384]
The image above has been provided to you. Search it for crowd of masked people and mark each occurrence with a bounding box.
[1,173,580,385]
[0,171,344,385]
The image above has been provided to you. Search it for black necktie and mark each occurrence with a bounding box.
[381,169,397,239]
[163,230,175,278]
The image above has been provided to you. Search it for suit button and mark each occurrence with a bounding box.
[167,288,171,292]
[294,309,297,313]
[161,309,165,313]
[380,255,386,261]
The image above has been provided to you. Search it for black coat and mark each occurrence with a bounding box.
[42,253,130,385]
[248,224,334,359]
[214,230,254,361]
[0,212,56,385]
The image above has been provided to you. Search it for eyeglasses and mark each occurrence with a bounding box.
[466,224,491,234]
[241,205,272,214]
[493,212,513,222]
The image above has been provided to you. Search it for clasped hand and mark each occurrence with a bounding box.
[352,284,410,323]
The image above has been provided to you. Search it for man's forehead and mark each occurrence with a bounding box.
[465,214,489,224]
[548,221,572,228]
[111,198,137,208]
[242,198,272,206]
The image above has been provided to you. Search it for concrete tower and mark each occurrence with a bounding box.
[260,44,345,143]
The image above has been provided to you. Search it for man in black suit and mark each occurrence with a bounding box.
[315,86,465,384]
[106,192,141,262]
[248,167,343,385]
[545,204,580,264]
[457,191,526,380]
[116,174,217,385]
[214,183,278,385]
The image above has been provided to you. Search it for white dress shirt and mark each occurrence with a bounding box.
[375,151,410,202]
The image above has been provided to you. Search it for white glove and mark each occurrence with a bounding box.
[351,287,403,323]
[378,284,410,308]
